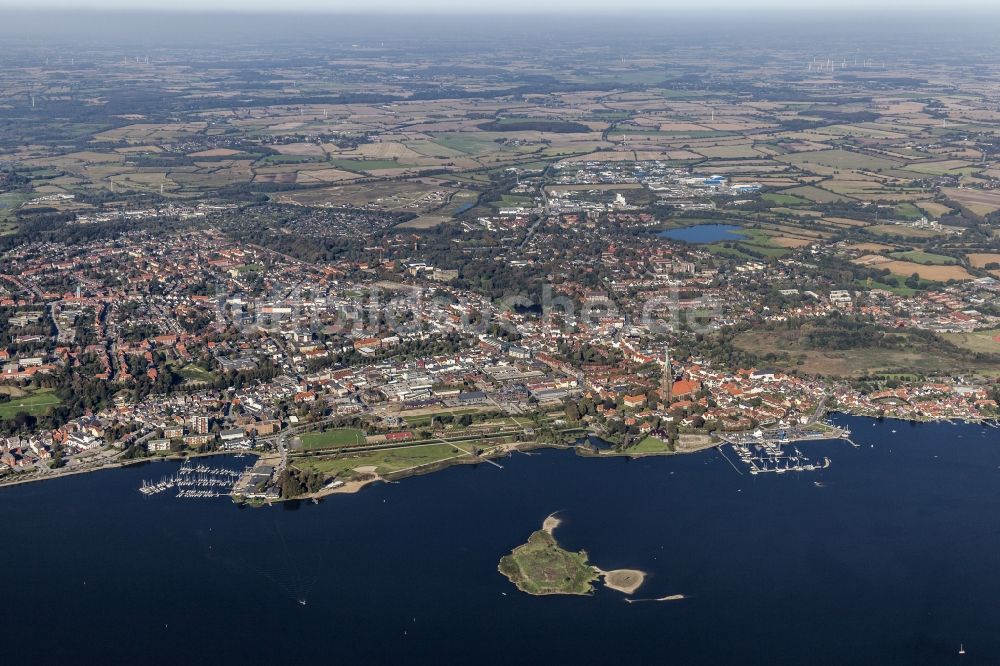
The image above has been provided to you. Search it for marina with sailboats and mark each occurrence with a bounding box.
[138,462,246,498]
[730,441,831,475]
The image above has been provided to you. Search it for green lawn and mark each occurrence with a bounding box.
[0,388,61,419]
[294,442,467,477]
[299,428,367,451]
[629,436,675,454]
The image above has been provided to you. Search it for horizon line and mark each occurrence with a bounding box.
[1,5,999,15]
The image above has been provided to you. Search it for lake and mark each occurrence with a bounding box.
[659,223,747,243]
[4,414,1000,664]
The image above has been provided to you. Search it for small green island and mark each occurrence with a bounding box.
[498,514,647,596]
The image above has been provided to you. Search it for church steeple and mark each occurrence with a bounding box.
[662,344,672,402]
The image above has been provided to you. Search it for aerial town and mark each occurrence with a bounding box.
[4,15,1000,501]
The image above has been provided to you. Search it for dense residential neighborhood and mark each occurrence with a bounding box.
[4,203,1000,489]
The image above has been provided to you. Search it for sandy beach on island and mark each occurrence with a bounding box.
[624,594,686,603]
[595,567,646,594]
[542,513,562,534]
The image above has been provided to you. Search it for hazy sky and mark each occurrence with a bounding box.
[0,0,994,10]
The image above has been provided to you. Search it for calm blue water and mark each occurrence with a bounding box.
[4,415,1000,665]
[660,223,746,243]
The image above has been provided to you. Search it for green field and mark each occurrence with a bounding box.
[479,118,591,133]
[893,202,924,219]
[496,194,535,207]
[608,129,732,139]
[257,154,328,166]
[701,228,790,260]
[763,192,810,206]
[429,133,502,156]
[405,139,467,158]
[739,230,792,257]
[0,388,61,419]
[629,436,675,454]
[734,326,1000,377]
[942,329,1000,355]
[294,442,467,477]
[0,192,33,221]
[327,158,416,172]
[707,244,756,260]
[779,148,901,172]
[299,428,367,451]
[856,278,920,296]
[780,185,854,204]
[888,250,956,265]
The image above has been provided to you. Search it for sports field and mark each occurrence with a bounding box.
[299,428,367,451]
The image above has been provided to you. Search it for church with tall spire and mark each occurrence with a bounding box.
[661,344,672,402]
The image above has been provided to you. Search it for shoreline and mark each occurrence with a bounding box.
[500,516,649,597]
[4,409,996,495]
[0,449,258,492]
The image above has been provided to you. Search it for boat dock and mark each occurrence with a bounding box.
[139,462,247,498]
[717,424,849,475]
[729,442,831,475]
